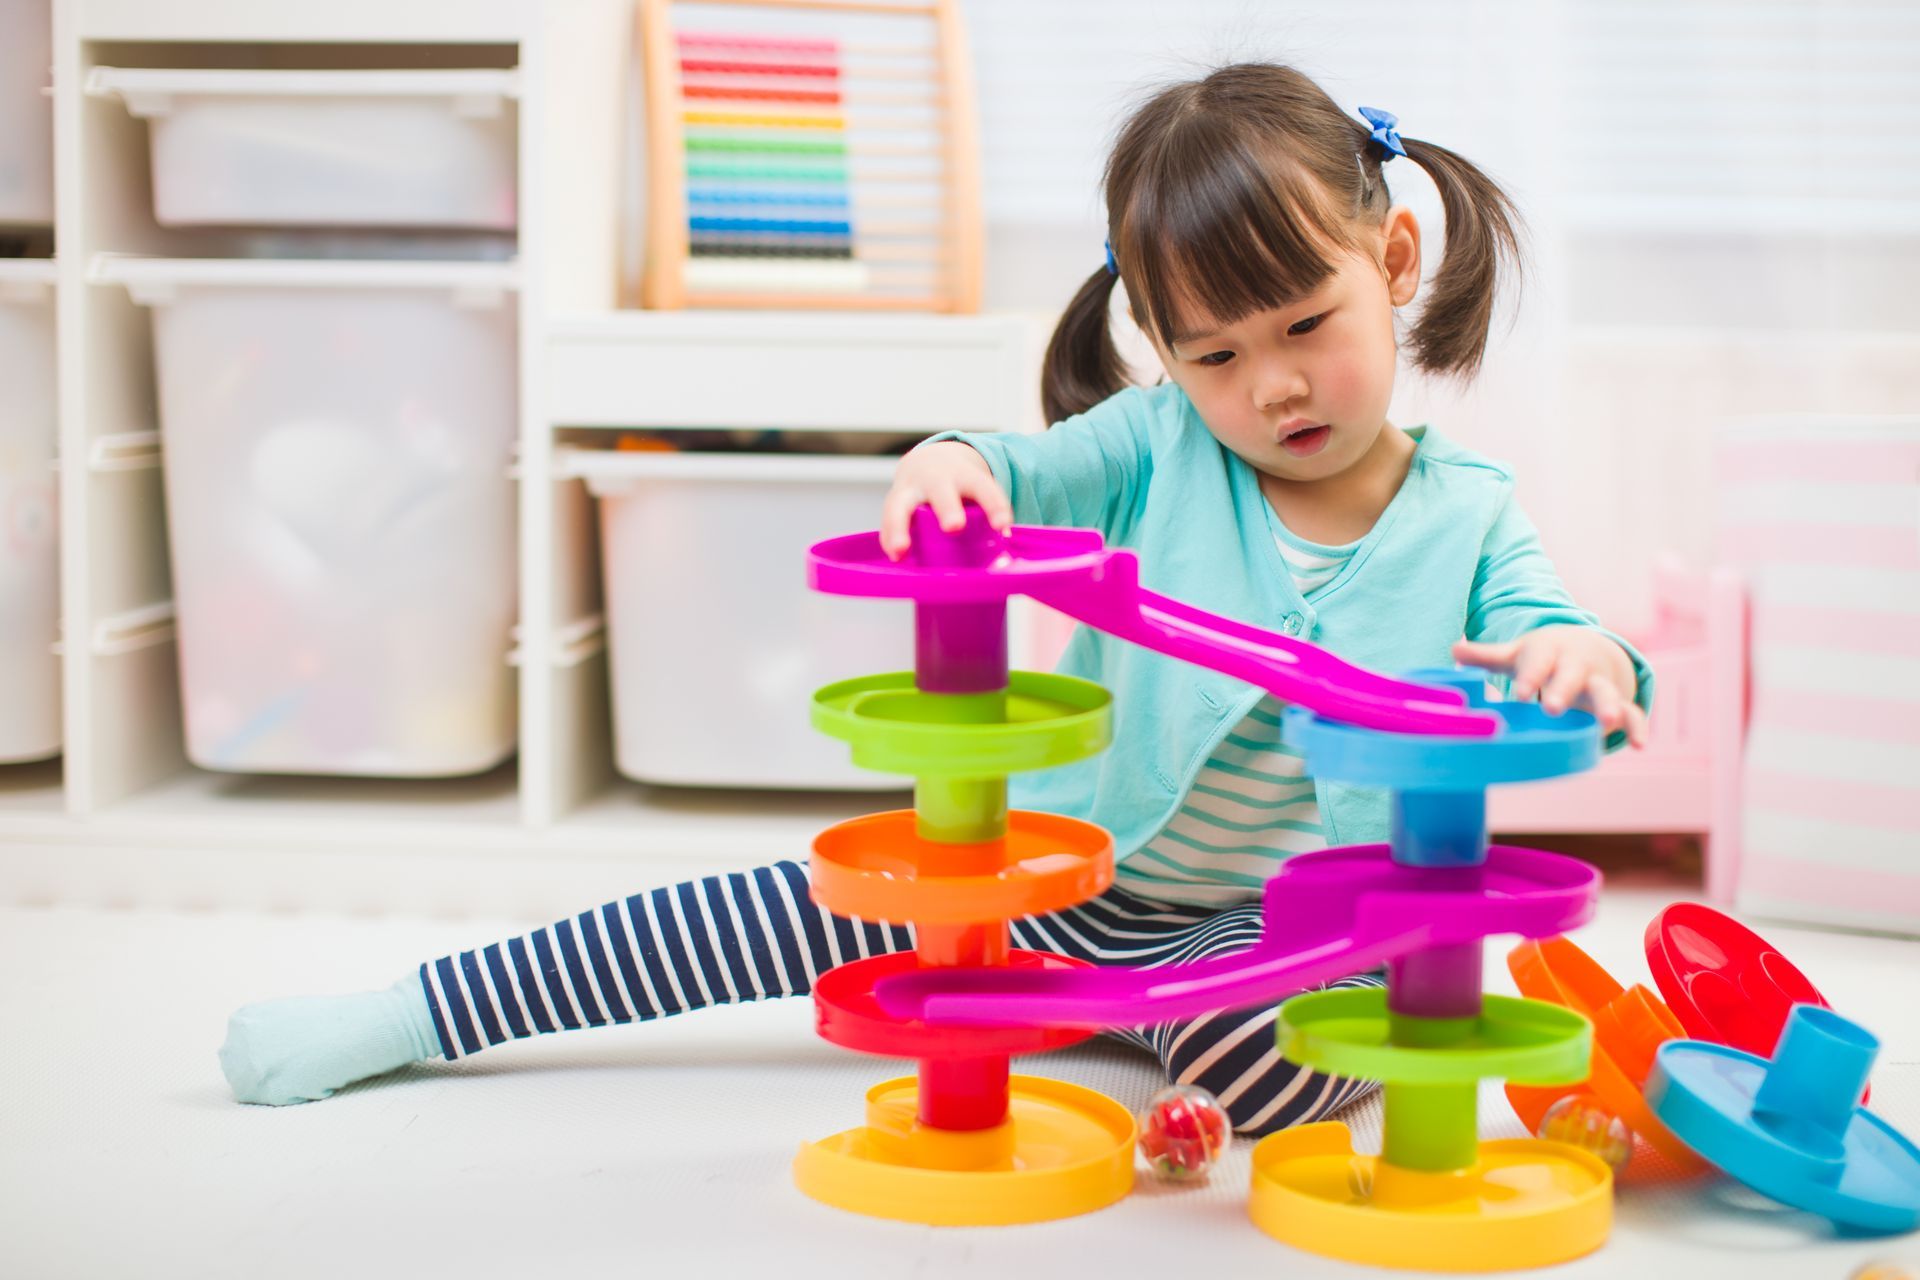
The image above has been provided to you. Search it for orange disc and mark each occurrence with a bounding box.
[810,809,1113,924]
[1506,936,1709,1173]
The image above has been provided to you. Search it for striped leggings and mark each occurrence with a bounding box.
[419,859,1381,1136]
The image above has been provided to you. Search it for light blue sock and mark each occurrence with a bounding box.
[220,974,442,1106]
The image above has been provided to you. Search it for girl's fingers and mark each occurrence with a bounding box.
[961,475,1014,532]
[1451,638,1522,671]
[1540,658,1589,715]
[1585,676,1625,734]
[879,485,924,560]
[1622,702,1652,749]
[1510,642,1557,702]
[879,467,1010,562]
[926,482,969,533]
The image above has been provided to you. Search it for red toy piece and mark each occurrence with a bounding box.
[1644,902,1867,1102]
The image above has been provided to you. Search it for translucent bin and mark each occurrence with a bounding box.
[87,67,519,230]
[105,258,520,777]
[577,450,913,790]
[0,0,53,224]
[0,259,59,762]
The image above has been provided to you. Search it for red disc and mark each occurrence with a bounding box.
[813,950,1096,1059]
[1643,902,1873,1099]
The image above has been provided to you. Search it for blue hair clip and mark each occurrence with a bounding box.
[1103,239,1118,276]
[1358,106,1406,161]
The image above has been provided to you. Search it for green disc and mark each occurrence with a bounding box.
[1276,988,1591,1086]
[811,672,1112,779]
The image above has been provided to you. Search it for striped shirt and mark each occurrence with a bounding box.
[1111,521,1360,907]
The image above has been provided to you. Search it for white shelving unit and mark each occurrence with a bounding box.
[2,0,1037,921]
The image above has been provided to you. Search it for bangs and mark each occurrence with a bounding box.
[1116,127,1363,349]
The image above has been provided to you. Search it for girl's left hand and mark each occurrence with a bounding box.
[1451,627,1651,749]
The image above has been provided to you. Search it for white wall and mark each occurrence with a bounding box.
[962,0,1920,629]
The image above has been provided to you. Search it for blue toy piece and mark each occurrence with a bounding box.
[1283,668,1602,868]
[1647,1005,1920,1233]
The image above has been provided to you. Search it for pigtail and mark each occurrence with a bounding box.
[1397,137,1524,379]
[1041,266,1127,424]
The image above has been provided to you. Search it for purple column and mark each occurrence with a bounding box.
[909,505,1007,693]
[1388,941,1484,1020]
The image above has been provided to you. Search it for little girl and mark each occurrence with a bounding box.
[220,63,1650,1136]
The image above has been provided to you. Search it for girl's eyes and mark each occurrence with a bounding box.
[1193,313,1326,366]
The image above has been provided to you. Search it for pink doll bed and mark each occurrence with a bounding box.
[1487,555,1747,902]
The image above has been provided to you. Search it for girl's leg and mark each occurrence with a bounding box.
[1011,883,1382,1136]
[220,860,909,1105]
[419,861,909,1059]
[223,861,1381,1134]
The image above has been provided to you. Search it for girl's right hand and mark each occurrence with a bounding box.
[879,440,1014,560]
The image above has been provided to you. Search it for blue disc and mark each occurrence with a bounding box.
[1283,668,1601,792]
[1649,1040,1920,1233]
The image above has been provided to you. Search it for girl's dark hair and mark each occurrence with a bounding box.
[1041,62,1524,424]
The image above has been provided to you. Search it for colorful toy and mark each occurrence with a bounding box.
[795,507,1499,1227]
[1506,902,1860,1177]
[636,0,984,312]
[1137,1085,1232,1182]
[1649,1005,1920,1232]
[795,506,1917,1262]
[798,506,1613,1265]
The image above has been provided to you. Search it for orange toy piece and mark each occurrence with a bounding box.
[809,809,1113,925]
[1506,936,1710,1174]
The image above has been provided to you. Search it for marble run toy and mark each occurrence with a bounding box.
[793,507,1920,1262]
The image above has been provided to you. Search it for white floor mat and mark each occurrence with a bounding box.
[2,876,1915,1278]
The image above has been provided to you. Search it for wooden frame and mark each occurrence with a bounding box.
[637,0,982,312]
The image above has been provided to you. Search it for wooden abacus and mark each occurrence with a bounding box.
[637,0,983,312]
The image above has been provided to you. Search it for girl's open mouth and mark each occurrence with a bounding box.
[1281,424,1331,457]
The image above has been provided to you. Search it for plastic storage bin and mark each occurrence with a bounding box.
[578,450,913,790]
[87,67,519,230]
[0,259,59,762]
[104,257,520,777]
[0,0,53,225]
[0,0,53,224]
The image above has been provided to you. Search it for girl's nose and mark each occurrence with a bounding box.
[1255,362,1309,412]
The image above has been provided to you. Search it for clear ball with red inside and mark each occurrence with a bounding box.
[1137,1084,1232,1181]
[1536,1093,1633,1173]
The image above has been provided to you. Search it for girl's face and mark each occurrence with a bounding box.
[1146,207,1421,485]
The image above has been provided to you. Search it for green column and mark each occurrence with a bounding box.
[911,690,1009,844]
[1381,1011,1480,1172]
[916,775,1008,844]
[1382,1081,1480,1172]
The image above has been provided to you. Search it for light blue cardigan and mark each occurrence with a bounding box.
[931,381,1653,861]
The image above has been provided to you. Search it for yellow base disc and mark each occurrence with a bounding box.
[793,1074,1136,1225]
[1248,1122,1612,1272]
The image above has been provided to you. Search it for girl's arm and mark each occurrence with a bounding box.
[1450,492,1655,750]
